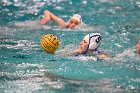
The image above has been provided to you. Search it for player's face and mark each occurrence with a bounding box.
[80,40,89,52]
[67,18,80,29]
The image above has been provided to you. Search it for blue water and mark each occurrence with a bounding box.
[0,0,140,93]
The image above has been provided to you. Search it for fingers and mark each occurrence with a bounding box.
[40,10,51,25]
[40,18,47,25]
[44,10,50,17]
[40,17,50,25]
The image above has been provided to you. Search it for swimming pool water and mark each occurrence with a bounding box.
[0,0,140,93]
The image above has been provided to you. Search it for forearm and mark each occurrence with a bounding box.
[49,12,66,27]
[74,48,83,54]
[41,10,67,27]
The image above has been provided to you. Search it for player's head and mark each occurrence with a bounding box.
[80,33,101,53]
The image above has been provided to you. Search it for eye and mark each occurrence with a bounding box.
[74,22,79,25]
[83,40,87,43]
[70,20,79,25]
[70,20,74,23]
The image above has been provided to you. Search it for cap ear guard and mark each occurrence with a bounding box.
[89,42,96,50]
[88,33,101,50]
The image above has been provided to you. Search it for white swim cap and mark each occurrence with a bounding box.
[83,33,101,50]
[70,14,82,23]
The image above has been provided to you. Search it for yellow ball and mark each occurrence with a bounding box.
[40,34,60,54]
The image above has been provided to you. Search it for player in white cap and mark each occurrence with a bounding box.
[74,33,110,60]
[40,10,82,29]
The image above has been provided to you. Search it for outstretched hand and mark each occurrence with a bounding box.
[40,10,51,25]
